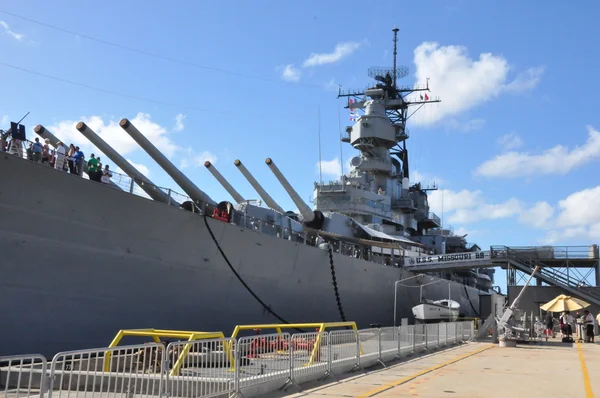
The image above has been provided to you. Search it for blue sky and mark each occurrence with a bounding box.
[2,0,600,291]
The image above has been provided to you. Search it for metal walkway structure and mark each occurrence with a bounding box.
[404,245,600,307]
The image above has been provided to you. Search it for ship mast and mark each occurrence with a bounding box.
[337,27,441,186]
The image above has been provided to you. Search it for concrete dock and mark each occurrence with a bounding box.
[266,339,599,398]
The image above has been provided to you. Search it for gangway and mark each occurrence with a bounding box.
[404,245,600,307]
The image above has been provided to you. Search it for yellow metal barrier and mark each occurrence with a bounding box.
[104,328,225,376]
[229,322,360,370]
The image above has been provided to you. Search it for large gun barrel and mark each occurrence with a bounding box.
[76,122,177,205]
[265,157,324,229]
[119,118,216,207]
[234,159,285,213]
[204,161,244,204]
[33,125,68,152]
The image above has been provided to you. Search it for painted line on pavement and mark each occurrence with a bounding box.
[576,340,594,398]
[357,343,495,397]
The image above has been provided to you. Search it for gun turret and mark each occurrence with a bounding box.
[234,159,285,214]
[76,122,177,205]
[119,118,216,209]
[204,161,244,204]
[265,158,324,230]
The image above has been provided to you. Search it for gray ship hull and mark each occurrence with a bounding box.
[0,154,481,357]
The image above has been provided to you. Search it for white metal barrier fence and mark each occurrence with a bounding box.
[0,355,47,398]
[165,338,235,398]
[0,322,475,398]
[48,343,165,398]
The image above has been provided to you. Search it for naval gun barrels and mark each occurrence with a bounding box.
[204,161,245,204]
[119,118,216,207]
[265,157,324,229]
[76,122,178,205]
[34,125,68,153]
[234,159,285,213]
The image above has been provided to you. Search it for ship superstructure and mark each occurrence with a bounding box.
[311,28,493,288]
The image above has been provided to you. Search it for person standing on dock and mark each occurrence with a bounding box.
[584,310,595,343]
[562,311,574,339]
[544,312,555,338]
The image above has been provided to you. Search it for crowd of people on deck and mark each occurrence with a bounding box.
[544,310,599,343]
[1,133,113,184]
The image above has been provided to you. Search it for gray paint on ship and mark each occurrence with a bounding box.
[0,154,481,357]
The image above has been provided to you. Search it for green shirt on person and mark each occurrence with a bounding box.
[88,157,99,173]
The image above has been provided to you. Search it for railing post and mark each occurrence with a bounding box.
[454,322,458,345]
[129,178,134,193]
[424,324,428,350]
[376,328,385,367]
[167,188,172,205]
[234,340,241,397]
[355,330,362,370]
[412,324,416,355]
[396,326,402,359]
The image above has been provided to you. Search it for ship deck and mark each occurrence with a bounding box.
[265,339,599,398]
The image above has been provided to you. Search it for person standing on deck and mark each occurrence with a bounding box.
[54,141,66,171]
[41,138,51,165]
[31,138,43,163]
[596,311,600,336]
[73,147,85,176]
[87,154,100,181]
[101,165,112,184]
[67,144,76,173]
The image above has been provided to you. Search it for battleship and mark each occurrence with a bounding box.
[0,28,497,358]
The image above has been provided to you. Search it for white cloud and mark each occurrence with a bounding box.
[519,186,600,244]
[277,64,301,82]
[174,113,186,132]
[113,159,150,181]
[0,20,24,41]
[180,149,217,169]
[410,42,543,126]
[46,112,179,159]
[451,198,522,224]
[126,159,150,177]
[316,157,342,179]
[502,67,545,93]
[518,201,554,228]
[428,189,522,224]
[475,125,600,178]
[302,41,365,67]
[497,132,523,151]
[1,115,8,126]
[555,186,600,228]
[447,118,486,132]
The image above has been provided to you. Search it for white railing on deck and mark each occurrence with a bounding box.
[1,321,475,398]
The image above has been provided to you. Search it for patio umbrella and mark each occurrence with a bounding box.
[540,294,590,312]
